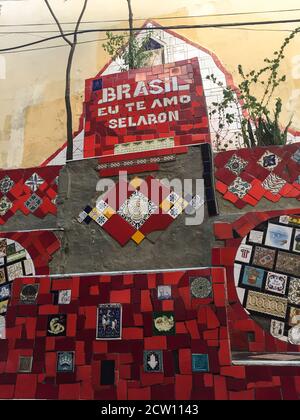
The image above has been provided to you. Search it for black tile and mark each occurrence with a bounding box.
[101,360,115,385]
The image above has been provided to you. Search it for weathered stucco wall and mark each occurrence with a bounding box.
[1,0,300,168]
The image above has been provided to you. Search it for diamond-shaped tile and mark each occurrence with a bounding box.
[166,192,180,204]
[95,214,108,227]
[0,196,12,216]
[168,205,182,219]
[96,200,109,213]
[0,176,14,195]
[225,154,248,175]
[191,195,204,210]
[25,173,45,192]
[258,150,282,171]
[118,191,158,230]
[228,177,252,199]
[262,173,287,195]
[24,194,42,213]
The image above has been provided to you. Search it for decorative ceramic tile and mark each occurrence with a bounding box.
[0,269,6,284]
[0,196,12,216]
[7,262,24,282]
[157,285,172,300]
[192,354,209,373]
[231,212,300,345]
[57,352,75,373]
[0,175,14,194]
[47,314,67,337]
[257,150,282,171]
[241,266,265,289]
[228,177,251,199]
[0,240,6,258]
[0,167,60,225]
[6,243,16,256]
[225,154,248,175]
[279,215,300,227]
[270,320,285,339]
[262,173,287,194]
[89,207,102,221]
[7,250,26,264]
[98,154,176,171]
[248,230,264,244]
[25,173,45,192]
[19,284,39,304]
[95,214,108,227]
[289,307,300,327]
[216,146,300,207]
[276,251,300,277]
[265,223,293,251]
[0,284,10,300]
[190,277,213,299]
[24,193,42,213]
[114,137,175,156]
[167,205,182,219]
[288,278,300,306]
[96,304,122,340]
[96,200,109,213]
[0,300,9,315]
[58,290,72,305]
[165,192,180,205]
[293,229,300,253]
[235,244,253,263]
[144,350,163,373]
[0,315,5,339]
[153,312,175,336]
[252,246,276,270]
[245,290,288,319]
[77,211,88,224]
[118,191,158,230]
[190,195,205,210]
[18,356,33,373]
[265,272,288,295]
[288,325,300,345]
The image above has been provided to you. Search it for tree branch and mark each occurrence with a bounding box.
[73,0,88,45]
[126,0,134,69]
[44,0,73,47]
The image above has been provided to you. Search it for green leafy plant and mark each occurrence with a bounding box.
[103,0,153,71]
[207,27,300,151]
[103,30,154,71]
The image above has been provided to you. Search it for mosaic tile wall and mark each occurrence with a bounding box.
[1,268,300,400]
[213,209,300,355]
[82,58,210,159]
[0,268,229,400]
[0,167,61,225]
[215,145,300,209]
[0,231,60,320]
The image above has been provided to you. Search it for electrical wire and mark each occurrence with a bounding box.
[1,7,300,27]
[2,17,300,54]
[3,26,298,55]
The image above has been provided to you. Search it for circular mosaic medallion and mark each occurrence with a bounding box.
[234,214,300,344]
[0,238,35,315]
[190,277,212,299]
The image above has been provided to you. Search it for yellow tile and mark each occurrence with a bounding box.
[129,177,143,189]
[103,207,115,219]
[160,199,172,212]
[89,207,101,221]
[131,231,145,245]
[175,197,189,210]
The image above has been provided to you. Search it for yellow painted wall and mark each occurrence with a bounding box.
[0,0,300,168]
